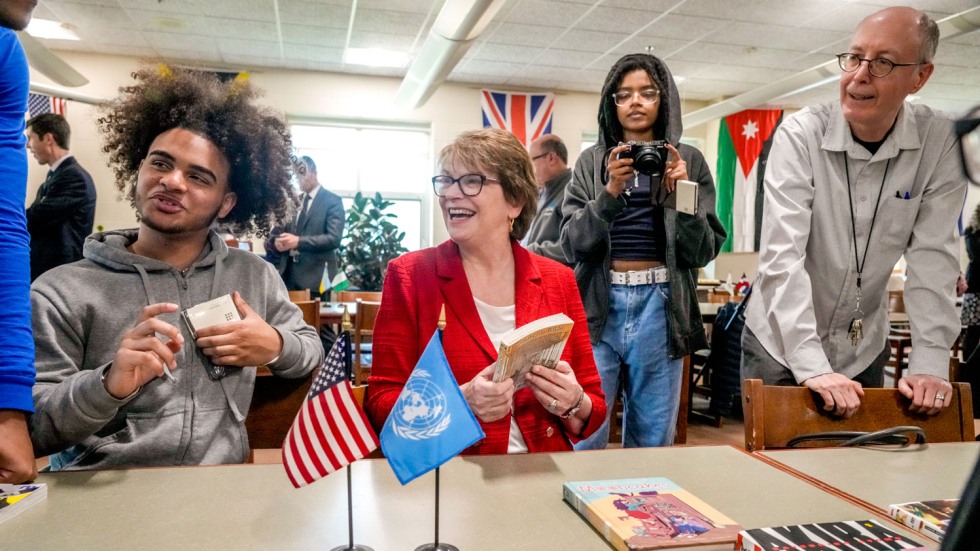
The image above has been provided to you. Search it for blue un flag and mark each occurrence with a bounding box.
[380,330,485,485]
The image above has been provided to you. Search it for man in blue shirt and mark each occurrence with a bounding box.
[0,0,40,483]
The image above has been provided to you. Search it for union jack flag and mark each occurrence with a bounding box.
[27,93,66,118]
[481,90,554,147]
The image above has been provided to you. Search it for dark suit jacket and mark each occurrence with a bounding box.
[365,239,606,454]
[26,156,96,281]
[276,188,345,293]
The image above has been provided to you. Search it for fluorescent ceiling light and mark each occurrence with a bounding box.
[26,19,80,41]
[673,76,686,85]
[344,48,409,68]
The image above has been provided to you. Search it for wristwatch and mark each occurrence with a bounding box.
[560,388,585,419]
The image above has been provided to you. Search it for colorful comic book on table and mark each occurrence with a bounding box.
[888,499,957,542]
[0,484,47,525]
[562,477,742,550]
[737,519,923,550]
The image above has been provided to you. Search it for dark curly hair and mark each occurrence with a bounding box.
[98,65,296,237]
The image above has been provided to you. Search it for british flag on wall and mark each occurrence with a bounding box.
[481,90,554,147]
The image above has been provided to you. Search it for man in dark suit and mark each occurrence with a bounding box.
[25,113,96,281]
[272,156,345,300]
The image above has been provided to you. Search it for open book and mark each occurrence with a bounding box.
[493,313,573,389]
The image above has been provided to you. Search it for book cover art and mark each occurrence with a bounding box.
[562,477,742,550]
[494,313,573,389]
[0,483,47,524]
[737,519,921,551]
[888,499,957,541]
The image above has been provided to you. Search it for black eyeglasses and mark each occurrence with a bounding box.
[611,88,660,107]
[531,152,550,161]
[836,53,922,78]
[431,174,500,197]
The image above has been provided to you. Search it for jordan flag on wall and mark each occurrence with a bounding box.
[716,109,782,252]
[481,90,554,147]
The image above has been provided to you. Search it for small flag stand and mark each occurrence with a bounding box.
[414,306,460,551]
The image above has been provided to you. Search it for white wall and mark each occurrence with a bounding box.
[28,51,709,248]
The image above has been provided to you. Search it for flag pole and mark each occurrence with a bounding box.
[414,306,459,551]
[329,315,375,551]
[329,463,374,551]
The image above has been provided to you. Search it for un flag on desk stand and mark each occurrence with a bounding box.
[380,329,485,485]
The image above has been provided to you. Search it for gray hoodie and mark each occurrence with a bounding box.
[30,229,323,470]
[559,53,727,357]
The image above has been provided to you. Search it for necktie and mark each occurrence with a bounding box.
[296,194,311,227]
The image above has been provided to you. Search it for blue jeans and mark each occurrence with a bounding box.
[574,282,682,449]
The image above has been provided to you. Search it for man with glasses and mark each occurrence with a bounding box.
[743,6,966,418]
[269,156,345,301]
[523,134,572,264]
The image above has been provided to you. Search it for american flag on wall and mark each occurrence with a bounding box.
[27,93,67,118]
[481,90,554,147]
[281,331,379,488]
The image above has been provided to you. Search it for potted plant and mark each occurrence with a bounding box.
[338,192,408,291]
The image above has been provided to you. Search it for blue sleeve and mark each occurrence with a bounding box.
[0,29,36,413]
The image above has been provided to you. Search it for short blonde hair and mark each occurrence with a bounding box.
[437,128,538,240]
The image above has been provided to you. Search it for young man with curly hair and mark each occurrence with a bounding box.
[29,67,324,470]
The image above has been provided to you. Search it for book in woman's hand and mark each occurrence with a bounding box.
[492,313,573,389]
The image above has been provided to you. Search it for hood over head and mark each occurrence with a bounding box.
[597,53,683,148]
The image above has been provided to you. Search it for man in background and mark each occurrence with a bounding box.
[743,6,965,418]
[523,134,572,264]
[271,156,345,300]
[0,0,40,483]
[25,113,97,281]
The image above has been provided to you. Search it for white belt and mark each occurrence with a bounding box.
[609,267,668,286]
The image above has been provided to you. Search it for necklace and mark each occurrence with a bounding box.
[844,157,890,345]
[623,171,640,196]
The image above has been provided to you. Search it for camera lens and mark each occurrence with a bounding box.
[632,146,664,176]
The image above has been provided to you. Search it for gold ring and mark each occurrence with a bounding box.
[547,398,558,411]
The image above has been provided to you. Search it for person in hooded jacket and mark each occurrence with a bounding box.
[561,53,725,449]
[29,66,324,470]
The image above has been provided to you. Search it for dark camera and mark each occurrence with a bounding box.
[618,140,668,176]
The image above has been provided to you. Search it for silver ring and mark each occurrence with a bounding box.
[935,393,946,401]
[547,398,558,411]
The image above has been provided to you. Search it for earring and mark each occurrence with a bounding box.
[508,218,515,233]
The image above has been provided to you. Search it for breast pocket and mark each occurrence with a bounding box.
[879,199,918,249]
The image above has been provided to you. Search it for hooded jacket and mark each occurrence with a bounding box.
[30,229,323,470]
[559,54,726,358]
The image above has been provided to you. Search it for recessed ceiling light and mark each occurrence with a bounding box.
[343,48,409,68]
[25,19,80,41]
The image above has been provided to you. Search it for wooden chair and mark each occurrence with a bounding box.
[352,299,381,385]
[245,366,317,463]
[740,378,974,452]
[886,290,911,387]
[288,289,311,302]
[335,290,383,303]
[292,298,320,329]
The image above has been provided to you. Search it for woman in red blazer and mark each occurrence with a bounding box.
[365,129,605,454]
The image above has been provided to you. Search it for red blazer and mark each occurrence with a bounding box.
[365,240,606,454]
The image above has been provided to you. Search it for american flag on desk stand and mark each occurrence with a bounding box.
[28,93,67,117]
[282,331,379,488]
[481,90,554,147]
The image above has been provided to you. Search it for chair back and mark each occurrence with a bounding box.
[888,290,906,314]
[353,299,381,385]
[245,366,317,460]
[292,298,320,329]
[741,378,974,451]
[288,289,311,302]
[335,290,383,303]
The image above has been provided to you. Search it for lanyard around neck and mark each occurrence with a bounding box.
[844,157,891,292]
